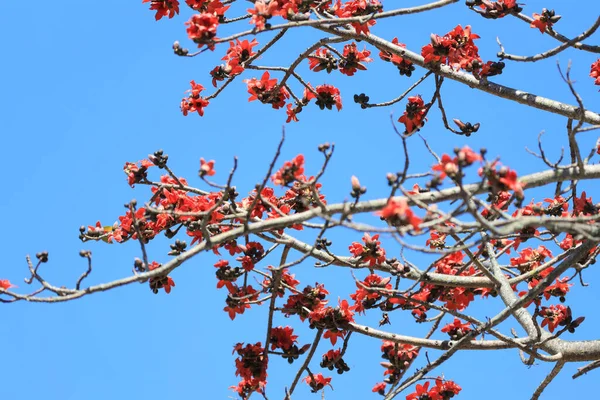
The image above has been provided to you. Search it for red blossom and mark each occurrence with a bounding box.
[531,9,560,34]
[148,261,176,294]
[303,373,332,392]
[269,326,298,350]
[591,59,600,86]
[181,80,210,117]
[199,158,216,177]
[225,285,260,320]
[339,42,372,76]
[248,0,280,31]
[271,154,305,186]
[377,197,422,230]
[398,95,427,134]
[379,38,414,76]
[539,304,568,333]
[406,381,438,400]
[348,233,386,266]
[441,318,472,339]
[245,71,290,109]
[432,154,459,181]
[308,48,337,73]
[286,103,300,123]
[314,84,343,111]
[185,13,219,48]
[0,279,16,290]
[372,382,387,395]
[143,0,180,20]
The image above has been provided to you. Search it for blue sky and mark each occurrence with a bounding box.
[1,0,600,399]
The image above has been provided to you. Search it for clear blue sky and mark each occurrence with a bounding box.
[1,1,600,399]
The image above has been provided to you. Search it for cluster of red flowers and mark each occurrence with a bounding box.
[309,299,355,345]
[77,143,600,400]
[468,0,522,19]
[321,348,350,374]
[374,341,420,390]
[350,274,392,314]
[142,0,180,20]
[271,154,305,186]
[143,0,228,20]
[284,283,329,319]
[441,318,472,340]
[180,80,210,116]
[186,0,229,16]
[185,12,219,48]
[422,25,504,78]
[211,39,259,87]
[269,326,311,363]
[245,71,290,109]
[479,162,526,199]
[147,261,176,294]
[232,342,268,399]
[348,233,387,266]
[334,0,383,34]
[224,285,260,320]
[308,42,372,76]
[432,146,482,181]
[405,379,462,400]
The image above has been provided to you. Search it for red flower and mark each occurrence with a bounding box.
[542,278,572,300]
[334,0,382,34]
[398,95,427,134]
[248,0,280,31]
[286,103,299,123]
[433,378,462,399]
[315,84,342,111]
[406,382,439,400]
[379,38,414,76]
[308,48,337,73]
[143,0,180,20]
[224,285,259,320]
[123,159,155,187]
[339,42,372,76]
[233,342,267,381]
[271,154,305,186]
[498,167,525,198]
[348,233,386,266]
[199,158,216,177]
[181,80,210,116]
[185,13,219,48]
[245,71,289,109]
[223,39,258,68]
[591,59,600,86]
[148,261,176,294]
[432,154,459,181]
[303,373,332,392]
[573,191,598,216]
[539,304,568,333]
[186,0,229,16]
[377,197,422,230]
[372,382,387,395]
[0,279,16,290]
[531,9,560,34]
[269,326,298,350]
[441,318,472,339]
